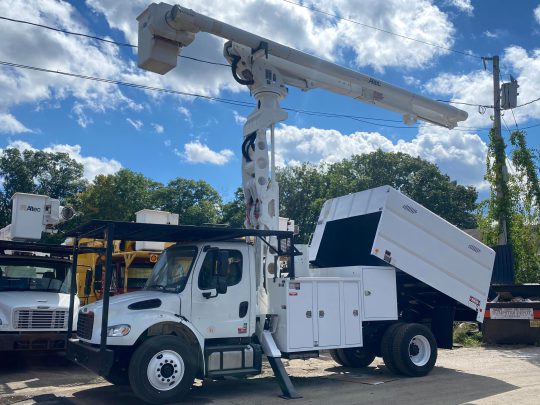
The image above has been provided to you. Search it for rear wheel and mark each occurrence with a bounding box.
[129,335,196,404]
[381,322,404,374]
[336,348,376,368]
[392,323,437,377]
[329,349,347,366]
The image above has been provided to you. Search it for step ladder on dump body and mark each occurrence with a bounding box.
[309,185,495,322]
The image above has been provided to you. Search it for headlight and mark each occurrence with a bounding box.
[107,324,131,337]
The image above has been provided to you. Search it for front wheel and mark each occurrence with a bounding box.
[392,323,437,377]
[129,335,196,404]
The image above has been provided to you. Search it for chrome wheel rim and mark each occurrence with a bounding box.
[147,350,185,391]
[409,335,431,366]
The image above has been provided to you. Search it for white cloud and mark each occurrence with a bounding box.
[535,4,540,24]
[274,124,488,189]
[126,118,143,130]
[151,123,164,134]
[178,107,192,125]
[4,140,122,180]
[88,0,456,75]
[403,76,422,87]
[425,46,540,128]
[0,0,141,129]
[483,30,498,38]
[179,140,234,165]
[0,113,33,134]
[233,110,247,125]
[446,0,474,15]
[0,0,461,128]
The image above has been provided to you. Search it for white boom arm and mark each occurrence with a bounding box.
[137,3,467,128]
[137,2,468,314]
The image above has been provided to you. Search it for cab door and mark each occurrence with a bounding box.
[191,243,251,339]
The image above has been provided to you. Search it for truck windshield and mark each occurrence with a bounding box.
[144,246,197,293]
[0,259,71,293]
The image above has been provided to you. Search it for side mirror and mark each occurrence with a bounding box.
[93,263,103,292]
[83,269,92,296]
[216,251,229,295]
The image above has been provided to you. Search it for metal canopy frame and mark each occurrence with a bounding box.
[66,220,297,376]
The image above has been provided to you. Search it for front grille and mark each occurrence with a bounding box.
[14,309,67,329]
[77,311,94,340]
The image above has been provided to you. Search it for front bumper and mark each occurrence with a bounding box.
[0,332,68,351]
[66,338,114,376]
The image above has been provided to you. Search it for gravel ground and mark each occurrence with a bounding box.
[0,346,539,405]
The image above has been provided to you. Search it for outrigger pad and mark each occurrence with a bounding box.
[267,356,302,400]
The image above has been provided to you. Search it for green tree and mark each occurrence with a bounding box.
[277,151,478,243]
[222,187,246,228]
[277,163,329,243]
[75,169,161,222]
[478,130,540,283]
[0,148,86,226]
[152,178,222,225]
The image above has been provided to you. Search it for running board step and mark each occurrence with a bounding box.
[267,356,302,399]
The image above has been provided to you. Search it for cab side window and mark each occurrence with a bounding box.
[198,250,242,290]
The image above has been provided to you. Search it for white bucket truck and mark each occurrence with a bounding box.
[0,193,79,351]
[66,186,494,403]
[65,3,490,403]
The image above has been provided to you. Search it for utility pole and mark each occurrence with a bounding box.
[483,55,508,245]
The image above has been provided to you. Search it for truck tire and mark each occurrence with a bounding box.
[103,368,130,386]
[336,348,376,368]
[129,335,196,404]
[392,323,437,377]
[329,349,347,366]
[381,322,404,374]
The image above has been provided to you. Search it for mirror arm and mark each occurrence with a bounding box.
[202,291,218,299]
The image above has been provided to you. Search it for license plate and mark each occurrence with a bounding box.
[490,307,533,320]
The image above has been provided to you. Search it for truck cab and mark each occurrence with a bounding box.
[0,251,80,351]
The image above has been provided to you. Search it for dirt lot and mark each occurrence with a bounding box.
[1,346,539,405]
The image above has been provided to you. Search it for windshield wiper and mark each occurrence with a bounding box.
[146,284,177,293]
[146,284,165,290]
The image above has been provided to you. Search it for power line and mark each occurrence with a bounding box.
[436,99,493,109]
[515,96,540,109]
[2,16,534,132]
[280,0,481,60]
[5,58,538,133]
[1,13,509,116]
[0,59,423,129]
[0,15,230,68]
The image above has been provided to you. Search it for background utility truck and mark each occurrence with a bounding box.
[67,186,495,404]
[75,209,178,305]
[0,193,81,351]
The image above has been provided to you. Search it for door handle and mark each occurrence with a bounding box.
[319,310,325,318]
[306,310,312,318]
[364,290,372,296]
[239,301,248,318]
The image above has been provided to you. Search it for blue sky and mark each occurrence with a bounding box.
[1,0,540,201]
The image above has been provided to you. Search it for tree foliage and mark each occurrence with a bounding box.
[74,169,162,223]
[222,188,246,228]
[152,178,222,225]
[277,151,478,243]
[478,130,540,283]
[0,148,86,227]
